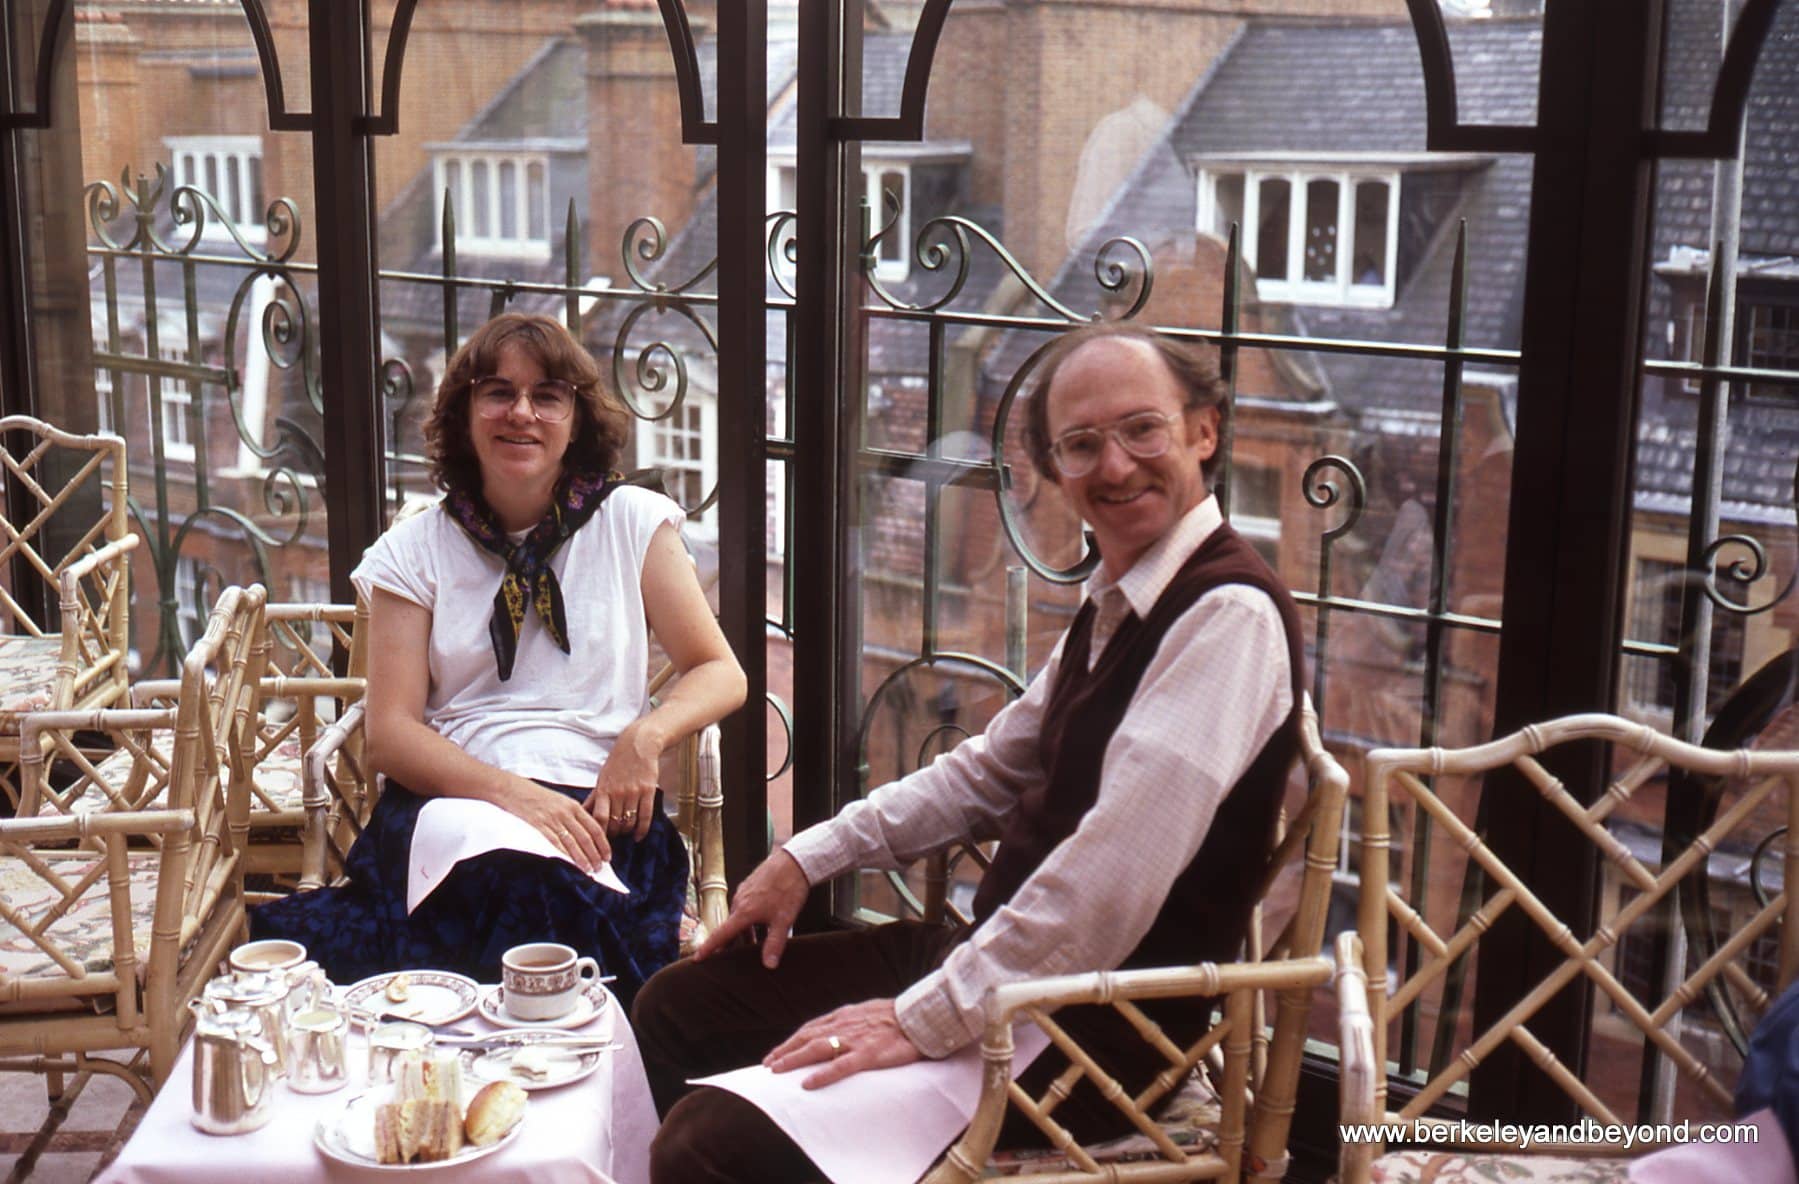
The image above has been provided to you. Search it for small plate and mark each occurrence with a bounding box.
[476,981,609,1031]
[463,1033,606,1091]
[313,1088,521,1172]
[343,971,482,1027]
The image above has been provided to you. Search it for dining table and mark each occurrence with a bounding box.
[96,983,656,1184]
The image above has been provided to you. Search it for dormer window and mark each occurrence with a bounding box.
[768,163,913,282]
[166,136,265,243]
[434,152,551,260]
[1198,165,1400,309]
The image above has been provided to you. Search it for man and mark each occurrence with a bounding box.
[633,321,1304,1183]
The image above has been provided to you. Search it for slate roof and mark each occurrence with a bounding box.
[1639,0,1799,516]
[997,12,1798,521]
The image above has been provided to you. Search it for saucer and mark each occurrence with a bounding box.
[342,970,481,1027]
[476,981,609,1031]
[463,1037,605,1091]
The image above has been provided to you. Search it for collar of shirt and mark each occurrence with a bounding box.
[1081,495,1224,666]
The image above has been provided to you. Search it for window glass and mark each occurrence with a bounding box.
[1303,177,1339,282]
[1257,176,1290,280]
[1354,179,1389,286]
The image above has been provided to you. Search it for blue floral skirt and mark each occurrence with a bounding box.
[249,780,687,1009]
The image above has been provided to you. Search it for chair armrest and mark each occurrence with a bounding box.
[0,807,195,844]
[17,706,180,816]
[691,724,727,942]
[300,701,366,890]
[1335,931,1378,1184]
[56,533,140,595]
[130,680,183,708]
[929,956,1333,1184]
[55,535,140,706]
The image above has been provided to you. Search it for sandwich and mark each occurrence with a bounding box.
[373,1050,472,1164]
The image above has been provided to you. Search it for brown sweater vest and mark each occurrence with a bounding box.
[970,523,1306,984]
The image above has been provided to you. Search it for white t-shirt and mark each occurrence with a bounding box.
[351,485,685,787]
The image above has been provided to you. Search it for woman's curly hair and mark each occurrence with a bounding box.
[424,312,632,496]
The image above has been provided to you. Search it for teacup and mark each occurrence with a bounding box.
[229,939,307,975]
[501,942,599,1022]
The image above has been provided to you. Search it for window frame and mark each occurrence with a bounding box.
[636,391,719,543]
[164,135,266,244]
[432,150,553,261]
[1197,164,1401,309]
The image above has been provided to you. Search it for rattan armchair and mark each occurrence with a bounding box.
[924,695,1350,1183]
[0,416,136,809]
[1338,713,1799,1183]
[297,660,728,952]
[0,585,266,1099]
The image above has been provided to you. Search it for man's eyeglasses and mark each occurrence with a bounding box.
[470,377,578,423]
[1048,410,1182,478]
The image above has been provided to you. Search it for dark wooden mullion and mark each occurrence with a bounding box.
[1474,0,1665,1124]
[792,0,867,930]
[712,0,769,893]
[307,0,387,604]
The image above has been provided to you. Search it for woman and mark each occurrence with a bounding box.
[252,313,746,1005]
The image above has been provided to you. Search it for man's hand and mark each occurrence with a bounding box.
[694,849,809,967]
[763,999,922,1089]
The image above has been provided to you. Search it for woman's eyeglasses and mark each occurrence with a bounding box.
[1048,410,1181,478]
[470,377,578,423]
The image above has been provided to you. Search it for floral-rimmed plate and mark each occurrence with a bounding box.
[342,970,482,1027]
[463,1032,607,1092]
[313,1088,522,1172]
[476,981,609,1031]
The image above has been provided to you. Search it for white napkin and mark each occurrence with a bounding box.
[406,797,630,913]
[695,1023,1051,1184]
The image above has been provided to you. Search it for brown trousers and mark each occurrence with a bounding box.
[632,921,1192,1184]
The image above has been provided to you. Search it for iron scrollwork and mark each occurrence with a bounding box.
[88,165,325,673]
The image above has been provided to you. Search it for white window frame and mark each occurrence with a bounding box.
[434,152,552,261]
[92,342,115,435]
[1198,167,1400,309]
[636,394,718,542]
[173,556,206,649]
[165,135,265,244]
[158,348,195,463]
[768,162,912,282]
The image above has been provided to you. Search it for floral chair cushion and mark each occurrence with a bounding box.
[983,1073,1223,1176]
[0,848,160,993]
[0,635,66,738]
[1363,1150,1632,1183]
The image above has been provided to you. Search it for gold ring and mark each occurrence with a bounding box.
[827,1035,844,1055]
[622,810,637,820]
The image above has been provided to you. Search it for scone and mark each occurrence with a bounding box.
[464,1081,527,1146]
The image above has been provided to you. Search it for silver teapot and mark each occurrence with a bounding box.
[201,973,291,1076]
[189,1002,279,1135]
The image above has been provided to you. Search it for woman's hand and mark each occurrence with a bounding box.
[587,723,662,842]
[507,777,611,871]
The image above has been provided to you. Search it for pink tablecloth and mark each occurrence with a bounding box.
[97,989,656,1184]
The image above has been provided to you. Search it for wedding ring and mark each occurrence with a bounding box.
[827,1035,844,1055]
[622,810,637,821]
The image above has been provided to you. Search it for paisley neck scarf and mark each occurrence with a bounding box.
[444,467,617,681]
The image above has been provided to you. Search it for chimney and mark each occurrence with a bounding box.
[578,3,711,277]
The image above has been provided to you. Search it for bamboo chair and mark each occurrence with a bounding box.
[1338,713,1799,1183]
[53,602,371,888]
[296,661,728,953]
[0,585,266,1099]
[925,695,1349,1184]
[0,417,136,809]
